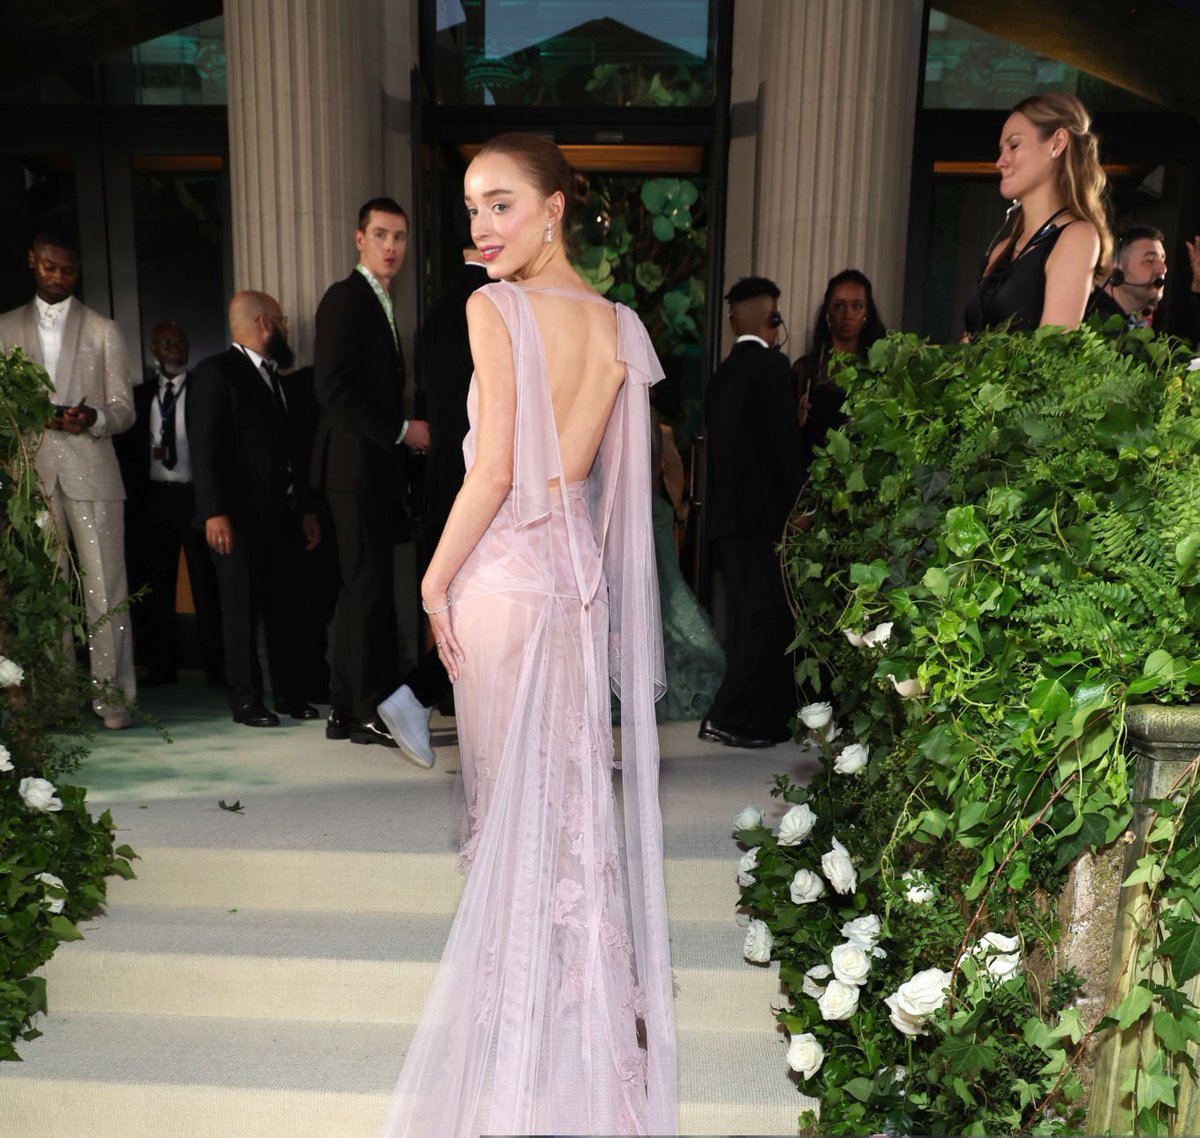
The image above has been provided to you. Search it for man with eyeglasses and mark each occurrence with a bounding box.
[188,291,322,728]
[119,320,224,690]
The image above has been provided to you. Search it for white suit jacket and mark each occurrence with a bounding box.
[0,298,135,501]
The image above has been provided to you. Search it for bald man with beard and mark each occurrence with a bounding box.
[700,276,804,749]
[188,291,321,727]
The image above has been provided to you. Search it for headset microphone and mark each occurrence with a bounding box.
[1108,267,1167,290]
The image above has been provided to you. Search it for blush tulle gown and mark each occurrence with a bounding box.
[376,281,678,1137]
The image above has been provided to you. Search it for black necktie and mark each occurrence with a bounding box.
[262,362,286,420]
[160,378,178,470]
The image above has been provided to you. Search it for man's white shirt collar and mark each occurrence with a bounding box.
[35,295,72,325]
[736,333,771,349]
[236,342,269,372]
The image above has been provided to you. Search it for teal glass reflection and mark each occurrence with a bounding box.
[102,18,226,106]
[923,9,1157,112]
[433,1,715,107]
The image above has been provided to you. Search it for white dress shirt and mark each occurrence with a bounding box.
[149,370,191,483]
[735,334,771,349]
[235,342,286,409]
[35,294,107,436]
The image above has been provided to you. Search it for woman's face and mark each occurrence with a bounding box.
[464,151,559,280]
[995,111,1057,202]
[827,281,868,347]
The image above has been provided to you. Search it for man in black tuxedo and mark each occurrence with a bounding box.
[313,197,430,747]
[188,291,321,727]
[377,246,489,766]
[700,276,804,749]
[121,320,224,688]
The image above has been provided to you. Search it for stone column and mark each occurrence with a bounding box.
[724,0,923,351]
[224,0,398,363]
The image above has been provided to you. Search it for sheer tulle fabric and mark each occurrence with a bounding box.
[377,282,676,1137]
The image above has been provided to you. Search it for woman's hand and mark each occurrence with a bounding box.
[424,592,464,682]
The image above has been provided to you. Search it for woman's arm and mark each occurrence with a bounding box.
[421,290,516,619]
[1041,220,1101,329]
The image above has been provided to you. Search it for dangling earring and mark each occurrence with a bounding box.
[545,222,554,245]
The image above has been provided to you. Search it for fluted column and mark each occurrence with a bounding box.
[224,0,389,363]
[725,0,923,347]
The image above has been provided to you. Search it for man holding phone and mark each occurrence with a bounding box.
[0,227,137,728]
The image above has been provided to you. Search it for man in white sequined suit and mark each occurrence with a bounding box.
[0,229,137,728]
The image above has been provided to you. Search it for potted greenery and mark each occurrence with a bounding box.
[733,324,1200,1134]
[0,346,134,1060]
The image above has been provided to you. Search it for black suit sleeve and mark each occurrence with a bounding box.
[759,352,806,505]
[187,356,234,522]
[313,280,401,452]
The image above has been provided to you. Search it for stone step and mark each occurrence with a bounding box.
[40,905,784,1033]
[0,1013,809,1137]
[105,846,742,921]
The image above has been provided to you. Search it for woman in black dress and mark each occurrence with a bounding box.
[793,268,887,472]
[965,92,1111,335]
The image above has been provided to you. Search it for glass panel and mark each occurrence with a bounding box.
[102,18,227,106]
[131,163,228,373]
[433,0,714,107]
[924,9,1159,112]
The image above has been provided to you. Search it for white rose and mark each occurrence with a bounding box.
[817,978,860,1021]
[887,673,925,699]
[789,868,826,904]
[736,846,760,887]
[885,992,928,1036]
[799,701,832,729]
[777,803,817,845]
[743,918,773,963]
[19,776,62,813]
[786,1032,825,1080]
[861,621,893,648]
[0,744,12,773]
[35,872,66,914]
[0,655,23,687]
[821,837,857,894]
[734,907,752,928]
[1190,357,1200,372]
[824,721,842,743]
[34,509,50,531]
[894,967,952,1020]
[830,941,871,986]
[841,914,882,951]
[973,932,1023,982]
[801,963,832,999]
[733,805,765,832]
[834,743,869,775]
[842,628,866,648]
[902,869,934,904]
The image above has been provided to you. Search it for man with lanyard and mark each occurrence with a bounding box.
[122,320,223,688]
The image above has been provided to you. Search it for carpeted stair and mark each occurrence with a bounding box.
[0,681,819,1136]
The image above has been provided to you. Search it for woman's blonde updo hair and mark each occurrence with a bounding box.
[474,132,590,238]
[1011,92,1112,278]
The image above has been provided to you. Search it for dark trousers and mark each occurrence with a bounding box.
[707,536,795,740]
[327,490,399,721]
[406,517,450,709]
[128,481,223,682]
[210,519,303,711]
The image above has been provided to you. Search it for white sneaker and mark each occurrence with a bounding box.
[377,684,435,768]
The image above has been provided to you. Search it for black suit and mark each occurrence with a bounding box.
[188,345,311,711]
[405,262,490,709]
[704,338,805,739]
[118,374,223,684]
[312,269,407,722]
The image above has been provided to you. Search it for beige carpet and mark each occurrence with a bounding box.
[0,676,820,1137]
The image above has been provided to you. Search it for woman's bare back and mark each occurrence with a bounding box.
[521,287,625,484]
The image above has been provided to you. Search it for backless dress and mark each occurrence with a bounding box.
[377,280,678,1137]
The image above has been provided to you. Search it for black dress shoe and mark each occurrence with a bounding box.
[232,703,281,728]
[698,717,774,749]
[277,703,320,721]
[326,709,353,741]
[351,716,398,748]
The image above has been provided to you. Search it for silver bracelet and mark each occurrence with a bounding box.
[422,599,450,615]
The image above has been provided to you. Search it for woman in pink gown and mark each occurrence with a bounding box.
[376,134,677,1137]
